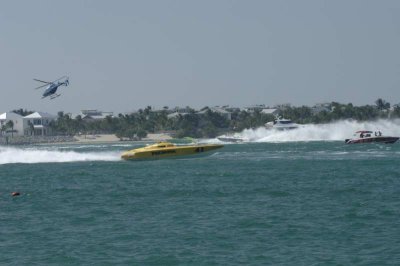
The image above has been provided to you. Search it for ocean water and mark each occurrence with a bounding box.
[1,126,400,265]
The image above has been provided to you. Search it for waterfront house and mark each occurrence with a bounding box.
[197,107,232,120]
[167,111,187,120]
[167,107,193,120]
[212,107,232,120]
[245,104,266,113]
[261,108,279,116]
[311,103,332,115]
[0,112,24,136]
[23,112,56,136]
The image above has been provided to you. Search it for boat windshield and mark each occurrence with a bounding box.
[146,142,175,149]
[157,143,175,148]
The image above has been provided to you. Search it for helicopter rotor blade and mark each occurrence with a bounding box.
[34,83,50,90]
[33,78,51,84]
[51,76,68,83]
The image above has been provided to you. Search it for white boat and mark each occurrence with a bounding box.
[345,131,399,144]
[265,117,298,130]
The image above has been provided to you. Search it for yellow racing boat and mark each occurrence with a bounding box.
[121,142,223,160]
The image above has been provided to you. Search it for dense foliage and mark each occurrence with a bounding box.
[12,109,34,117]
[47,99,400,139]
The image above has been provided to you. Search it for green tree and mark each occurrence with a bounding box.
[27,120,34,135]
[375,98,390,111]
[1,124,7,136]
[136,128,147,139]
[6,120,14,137]
[12,109,34,117]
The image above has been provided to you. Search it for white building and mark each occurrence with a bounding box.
[197,107,232,120]
[73,110,114,122]
[245,104,266,113]
[311,103,332,115]
[261,108,279,116]
[23,112,56,136]
[0,112,24,136]
[167,111,186,119]
[212,107,232,120]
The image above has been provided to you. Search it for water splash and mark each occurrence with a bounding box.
[0,146,121,165]
[220,119,400,143]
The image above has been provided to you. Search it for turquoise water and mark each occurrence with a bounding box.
[1,142,400,265]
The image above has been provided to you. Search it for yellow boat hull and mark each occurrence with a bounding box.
[121,143,223,160]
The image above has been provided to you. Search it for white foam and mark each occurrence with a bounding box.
[0,146,121,165]
[219,119,400,143]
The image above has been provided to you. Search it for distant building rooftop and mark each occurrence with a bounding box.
[261,108,279,115]
[24,112,56,119]
[77,110,114,120]
[0,112,23,120]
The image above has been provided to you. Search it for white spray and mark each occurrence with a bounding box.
[0,146,121,165]
[231,119,400,142]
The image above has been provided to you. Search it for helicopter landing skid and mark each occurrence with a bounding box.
[50,94,61,100]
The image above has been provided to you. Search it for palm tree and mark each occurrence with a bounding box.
[28,120,34,136]
[1,124,7,136]
[6,120,14,137]
[375,98,390,111]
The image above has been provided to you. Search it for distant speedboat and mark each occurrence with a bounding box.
[345,131,399,144]
[265,117,299,130]
[121,142,223,160]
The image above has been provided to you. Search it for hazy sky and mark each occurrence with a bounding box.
[1,0,399,114]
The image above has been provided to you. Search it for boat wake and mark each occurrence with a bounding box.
[215,119,400,143]
[0,146,121,165]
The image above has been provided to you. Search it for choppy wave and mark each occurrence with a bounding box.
[217,119,400,143]
[0,146,121,165]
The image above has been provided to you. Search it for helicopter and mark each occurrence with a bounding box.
[34,76,69,99]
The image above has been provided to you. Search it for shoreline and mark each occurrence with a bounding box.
[74,133,173,143]
[0,133,174,146]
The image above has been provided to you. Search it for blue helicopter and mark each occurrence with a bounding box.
[34,76,69,99]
